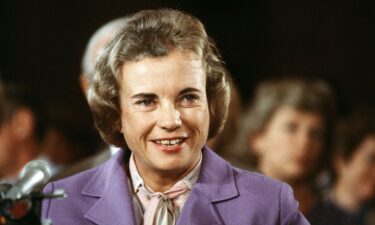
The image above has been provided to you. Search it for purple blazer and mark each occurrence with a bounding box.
[42,147,310,225]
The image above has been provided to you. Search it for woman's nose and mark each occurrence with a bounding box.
[157,104,182,131]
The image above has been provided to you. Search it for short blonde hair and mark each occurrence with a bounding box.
[88,9,232,148]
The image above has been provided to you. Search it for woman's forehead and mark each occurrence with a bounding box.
[119,49,206,95]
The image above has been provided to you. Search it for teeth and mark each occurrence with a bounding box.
[156,138,183,146]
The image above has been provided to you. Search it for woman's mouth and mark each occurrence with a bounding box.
[151,137,187,152]
[154,138,184,146]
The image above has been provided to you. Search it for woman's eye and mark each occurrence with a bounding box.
[137,98,153,106]
[183,94,198,102]
[283,122,297,133]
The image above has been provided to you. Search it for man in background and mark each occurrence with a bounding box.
[53,16,130,179]
[0,83,46,182]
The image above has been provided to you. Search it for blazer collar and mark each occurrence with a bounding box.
[82,150,136,225]
[177,146,239,225]
[197,146,238,202]
[80,146,238,225]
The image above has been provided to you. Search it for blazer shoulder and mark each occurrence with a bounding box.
[232,167,284,192]
[232,167,298,211]
[41,164,107,224]
[221,167,310,225]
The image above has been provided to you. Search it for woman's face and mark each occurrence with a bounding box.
[337,135,375,204]
[252,106,325,182]
[119,49,209,179]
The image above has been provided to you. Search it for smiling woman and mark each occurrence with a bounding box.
[119,49,209,190]
[41,9,309,225]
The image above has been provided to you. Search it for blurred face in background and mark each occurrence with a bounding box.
[252,106,325,183]
[336,135,375,205]
[0,108,37,179]
[0,119,17,178]
[119,49,209,181]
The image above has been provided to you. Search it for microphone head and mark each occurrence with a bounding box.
[4,160,52,200]
[19,160,52,185]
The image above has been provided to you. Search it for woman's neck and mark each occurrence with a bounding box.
[141,170,185,192]
[133,156,200,193]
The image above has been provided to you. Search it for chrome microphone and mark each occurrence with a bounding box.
[3,160,52,201]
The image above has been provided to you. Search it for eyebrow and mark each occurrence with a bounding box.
[131,93,157,99]
[130,87,202,100]
[179,87,202,95]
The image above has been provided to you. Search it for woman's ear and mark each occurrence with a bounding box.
[10,108,35,140]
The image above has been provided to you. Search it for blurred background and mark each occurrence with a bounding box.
[1,2,374,223]
[1,0,374,130]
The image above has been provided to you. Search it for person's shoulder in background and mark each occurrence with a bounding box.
[50,146,111,181]
[307,198,361,225]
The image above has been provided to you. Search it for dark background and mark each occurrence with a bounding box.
[1,0,374,130]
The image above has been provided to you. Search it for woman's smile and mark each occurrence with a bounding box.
[119,49,209,178]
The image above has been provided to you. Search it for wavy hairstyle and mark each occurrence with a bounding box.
[236,77,336,174]
[88,9,232,148]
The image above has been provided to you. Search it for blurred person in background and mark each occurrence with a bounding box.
[238,77,358,224]
[206,84,247,168]
[79,16,130,97]
[40,112,102,171]
[52,16,131,180]
[0,83,47,182]
[330,108,375,225]
[79,16,131,155]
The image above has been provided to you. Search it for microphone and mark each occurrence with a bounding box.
[3,160,52,201]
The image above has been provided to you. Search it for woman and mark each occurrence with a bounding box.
[238,78,358,224]
[42,9,309,225]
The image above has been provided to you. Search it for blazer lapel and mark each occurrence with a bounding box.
[177,187,221,225]
[82,150,137,225]
[177,146,239,225]
[78,147,237,225]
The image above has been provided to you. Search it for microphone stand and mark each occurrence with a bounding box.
[0,183,66,225]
